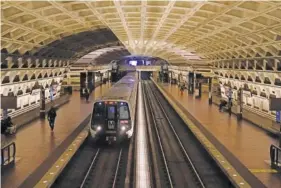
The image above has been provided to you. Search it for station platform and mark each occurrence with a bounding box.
[154,81,281,188]
[1,83,111,188]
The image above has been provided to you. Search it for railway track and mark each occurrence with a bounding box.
[52,78,230,188]
[143,80,231,188]
[52,139,129,188]
[143,81,204,187]
[80,147,124,188]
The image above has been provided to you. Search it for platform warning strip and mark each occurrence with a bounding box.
[34,128,89,188]
[152,79,251,188]
[249,169,279,173]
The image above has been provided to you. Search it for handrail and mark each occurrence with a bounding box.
[1,142,16,167]
[270,144,281,169]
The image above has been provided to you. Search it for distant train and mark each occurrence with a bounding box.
[89,72,138,143]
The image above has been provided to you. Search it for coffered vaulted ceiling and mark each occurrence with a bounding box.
[1,1,281,64]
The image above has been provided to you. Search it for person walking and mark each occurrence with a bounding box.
[47,106,57,131]
[84,88,90,102]
[180,83,184,95]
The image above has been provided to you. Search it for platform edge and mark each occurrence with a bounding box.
[33,127,89,188]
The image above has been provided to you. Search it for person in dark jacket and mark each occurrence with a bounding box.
[219,100,227,112]
[180,84,184,95]
[47,107,57,131]
[84,88,89,102]
[1,119,8,135]
[1,116,16,135]
[6,116,16,134]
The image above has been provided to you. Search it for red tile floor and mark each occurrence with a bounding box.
[1,83,111,188]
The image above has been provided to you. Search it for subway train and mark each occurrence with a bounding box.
[89,72,138,143]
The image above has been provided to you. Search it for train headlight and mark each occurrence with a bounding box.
[92,124,102,131]
[96,126,102,131]
[121,126,126,131]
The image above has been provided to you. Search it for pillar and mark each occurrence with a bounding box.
[108,71,111,82]
[237,88,243,120]
[93,72,95,89]
[188,72,194,94]
[87,71,94,92]
[40,88,45,119]
[80,72,86,97]
[208,77,212,104]
[3,109,8,120]
[195,81,202,98]
[138,71,141,80]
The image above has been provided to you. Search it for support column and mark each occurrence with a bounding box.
[87,71,94,92]
[80,72,86,97]
[208,77,212,104]
[195,81,202,98]
[237,88,243,120]
[138,71,141,80]
[40,88,45,119]
[188,72,194,94]
[3,109,8,120]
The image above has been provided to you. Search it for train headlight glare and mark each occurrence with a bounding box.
[121,126,126,131]
[97,126,102,131]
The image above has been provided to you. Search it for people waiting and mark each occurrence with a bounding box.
[1,116,16,135]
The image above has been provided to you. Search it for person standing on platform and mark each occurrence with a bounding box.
[5,116,16,134]
[47,106,57,131]
[180,83,184,95]
[84,88,90,102]
[219,100,227,112]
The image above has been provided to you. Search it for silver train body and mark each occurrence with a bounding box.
[89,72,138,143]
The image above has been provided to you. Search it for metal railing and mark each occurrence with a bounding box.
[1,142,16,167]
[270,144,281,169]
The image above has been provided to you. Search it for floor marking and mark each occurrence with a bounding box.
[249,169,279,173]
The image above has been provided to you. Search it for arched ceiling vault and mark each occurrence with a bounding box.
[72,46,130,66]
[1,1,281,64]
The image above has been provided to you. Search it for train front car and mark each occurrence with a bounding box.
[89,72,138,143]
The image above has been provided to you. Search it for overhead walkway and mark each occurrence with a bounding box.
[152,80,281,188]
[1,83,111,188]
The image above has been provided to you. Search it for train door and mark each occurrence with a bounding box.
[106,103,117,131]
[106,103,118,142]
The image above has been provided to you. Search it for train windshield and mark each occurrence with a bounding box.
[107,106,116,119]
[92,101,130,121]
[118,102,130,120]
[92,102,105,120]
